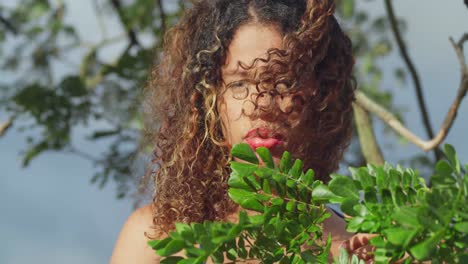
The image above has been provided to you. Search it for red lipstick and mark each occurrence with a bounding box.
[243,127,284,150]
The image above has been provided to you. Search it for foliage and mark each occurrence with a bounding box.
[0,0,186,198]
[0,0,407,198]
[149,143,467,263]
[149,143,334,263]
[330,144,467,263]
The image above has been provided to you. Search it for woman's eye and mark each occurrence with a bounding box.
[228,80,250,99]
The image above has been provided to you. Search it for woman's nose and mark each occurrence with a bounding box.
[255,92,296,122]
[278,94,293,114]
[256,91,293,110]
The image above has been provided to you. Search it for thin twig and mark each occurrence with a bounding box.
[450,33,468,74]
[67,145,100,163]
[0,116,14,137]
[356,34,468,154]
[384,0,440,160]
[110,0,141,52]
[0,14,17,34]
[157,0,167,37]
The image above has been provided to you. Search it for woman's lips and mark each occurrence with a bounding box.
[243,127,284,150]
[245,137,283,149]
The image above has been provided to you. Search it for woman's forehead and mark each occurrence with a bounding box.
[222,23,283,78]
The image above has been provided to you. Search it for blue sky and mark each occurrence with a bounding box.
[1,1,467,263]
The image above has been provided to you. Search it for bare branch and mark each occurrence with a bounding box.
[384,0,440,160]
[353,103,385,165]
[157,0,167,38]
[0,14,17,35]
[0,116,14,137]
[356,34,468,155]
[67,145,100,163]
[110,0,141,51]
[450,33,468,74]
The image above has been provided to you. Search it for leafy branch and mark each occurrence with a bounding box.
[149,143,466,263]
[149,143,335,264]
[329,144,467,263]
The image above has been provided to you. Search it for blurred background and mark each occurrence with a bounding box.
[0,0,467,263]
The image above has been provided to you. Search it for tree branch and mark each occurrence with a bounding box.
[110,0,141,52]
[0,14,17,35]
[353,103,385,165]
[356,33,468,153]
[384,0,440,160]
[67,145,100,163]
[451,33,468,74]
[157,0,167,38]
[0,116,14,137]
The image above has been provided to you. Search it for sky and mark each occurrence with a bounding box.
[1,1,467,263]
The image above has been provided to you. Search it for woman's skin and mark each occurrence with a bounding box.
[111,23,370,264]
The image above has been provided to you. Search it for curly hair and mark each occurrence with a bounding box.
[143,0,355,236]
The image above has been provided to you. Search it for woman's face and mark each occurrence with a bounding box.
[218,23,297,161]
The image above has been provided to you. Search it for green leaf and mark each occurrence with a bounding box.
[230,162,258,177]
[286,200,296,211]
[302,169,314,185]
[30,1,50,19]
[349,167,375,189]
[391,208,421,228]
[231,143,259,164]
[160,256,185,264]
[289,159,304,179]
[244,174,261,191]
[60,76,87,97]
[228,188,264,212]
[311,184,339,202]
[238,237,248,259]
[338,247,350,264]
[271,197,284,206]
[300,250,319,263]
[227,248,237,260]
[175,223,194,243]
[383,227,418,247]
[211,249,224,263]
[279,151,292,173]
[454,222,468,233]
[156,240,186,257]
[409,230,445,260]
[340,198,359,216]
[346,216,364,232]
[256,147,275,168]
[435,160,453,175]
[328,175,360,200]
[341,0,355,19]
[363,187,377,204]
[148,237,171,250]
[262,179,272,194]
[444,144,460,175]
[178,258,202,264]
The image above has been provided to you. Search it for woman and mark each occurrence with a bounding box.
[111,0,370,263]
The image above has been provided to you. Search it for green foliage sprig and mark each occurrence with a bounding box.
[329,144,467,263]
[149,143,467,263]
[149,143,336,263]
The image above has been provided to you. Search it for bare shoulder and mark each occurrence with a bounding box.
[110,203,161,264]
